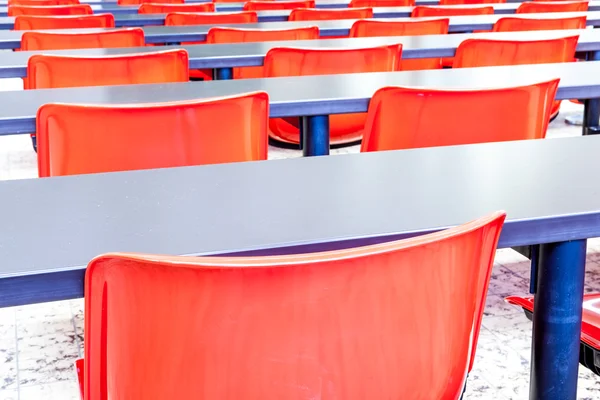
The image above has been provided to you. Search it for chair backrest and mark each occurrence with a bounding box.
[493,16,586,31]
[243,0,315,11]
[440,0,504,3]
[289,7,373,21]
[8,0,79,5]
[165,11,258,25]
[118,0,183,4]
[411,5,494,16]
[14,13,114,29]
[138,2,215,14]
[206,26,319,43]
[21,29,145,50]
[349,0,414,6]
[8,4,92,15]
[453,36,579,67]
[360,80,559,152]
[516,1,589,13]
[264,44,402,77]
[26,49,189,89]
[82,211,506,399]
[37,92,269,176]
[350,18,450,37]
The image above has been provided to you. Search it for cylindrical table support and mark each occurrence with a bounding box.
[301,115,330,157]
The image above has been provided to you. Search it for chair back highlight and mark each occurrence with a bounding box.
[37,92,269,176]
[138,2,215,13]
[118,0,182,5]
[289,8,373,21]
[411,5,494,16]
[14,13,114,29]
[8,0,79,5]
[264,44,402,145]
[493,16,586,31]
[82,211,506,399]
[516,1,589,13]
[361,80,559,152]
[243,0,315,10]
[8,4,92,15]
[21,28,144,50]
[165,11,258,26]
[350,0,414,6]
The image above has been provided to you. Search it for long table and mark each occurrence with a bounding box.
[1,61,599,155]
[1,135,599,399]
[2,2,599,26]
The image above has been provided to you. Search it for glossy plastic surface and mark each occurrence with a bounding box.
[440,0,504,3]
[8,0,79,5]
[289,7,373,20]
[27,49,188,89]
[8,4,92,15]
[361,79,559,152]
[516,1,589,13]
[264,44,402,145]
[37,92,269,176]
[207,26,319,78]
[411,5,493,16]
[81,211,505,400]
[21,29,144,50]
[350,18,449,70]
[138,2,215,13]
[243,0,315,11]
[493,15,586,31]
[14,13,114,29]
[118,0,182,4]
[506,294,600,350]
[350,0,414,6]
[165,10,258,25]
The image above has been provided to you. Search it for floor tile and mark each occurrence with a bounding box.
[20,381,79,400]
[0,339,17,391]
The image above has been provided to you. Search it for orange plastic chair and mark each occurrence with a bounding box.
[289,8,373,21]
[264,44,402,145]
[118,0,182,5]
[350,19,449,70]
[350,0,414,6]
[8,4,92,15]
[8,0,79,5]
[361,80,559,152]
[77,211,505,400]
[138,2,215,13]
[21,29,145,50]
[243,0,315,11]
[516,1,589,13]
[454,36,578,118]
[206,27,319,78]
[37,92,269,176]
[440,0,504,3]
[493,16,587,31]
[411,5,494,16]
[14,14,114,29]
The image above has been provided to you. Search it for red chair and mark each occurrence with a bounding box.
[350,0,414,6]
[138,2,215,13]
[14,13,114,29]
[8,0,79,5]
[21,29,145,50]
[350,19,449,70]
[243,0,315,11]
[411,5,494,16]
[516,1,589,13]
[77,211,505,399]
[453,36,578,119]
[206,27,319,78]
[493,16,587,31]
[360,80,559,152]
[289,8,373,21]
[8,4,92,15]
[37,92,269,176]
[118,0,182,5]
[506,294,600,376]
[264,44,402,146]
[441,0,504,3]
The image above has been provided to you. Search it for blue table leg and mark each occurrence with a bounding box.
[300,115,329,157]
[213,67,233,80]
[530,239,586,400]
[583,51,600,135]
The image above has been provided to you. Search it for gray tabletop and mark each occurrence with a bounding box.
[0,61,596,136]
[1,134,600,306]
[0,29,594,77]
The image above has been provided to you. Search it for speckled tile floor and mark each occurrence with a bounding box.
[0,77,598,399]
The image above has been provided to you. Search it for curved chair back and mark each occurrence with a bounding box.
[264,44,402,145]
[516,1,589,13]
[8,4,92,15]
[138,2,215,14]
[440,0,504,3]
[411,5,493,16]
[493,16,586,31]
[21,28,144,50]
[81,212,506,399]
[165,11,258,25]
[14,13,114,29]
[350,0,414,6]
[243,0,315,10]
[37,92,269,176]
[8,0,79,5]
[361,80,559,152]
[118,0,182,5]
[289,7,373,21]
